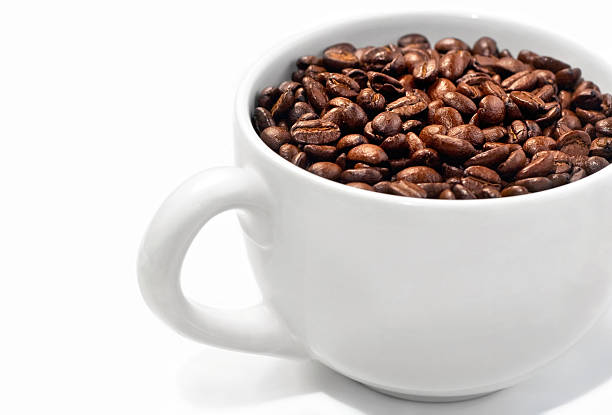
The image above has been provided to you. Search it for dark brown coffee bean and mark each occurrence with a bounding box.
[321,107,344,126]
[398,33,429,47]
[533,84,556,102]
[569,167,587,182]
[419,124,447,146]
[433,107,463,129]
[533,69,558,87]
[325,73,361,98]
[347,144,388,165]
[507,120,529,144]
[260,126,290,151]
[478,95,505,125]
[253,107,275,133]
[513,177,553,192]
[339,168,383,184]
[342,103,369,132]
[595,117,612,137]
[556,67,582,90]
[410,148,441,169]
[575,108,605,125]
[402,119,423,134]
[427,100,444,124]
[464,145,510,168]
[515,152,555,179]
[585,156,609,174]
[509,91,545,114]
[257,86,281,110]
[270,90,295,119]
[557,130,591,156]
[291,151,308,168]
[437,188,455,199]
[386,95,428,119]
[415,182,450,198]
[356,88,386,114]
[396,166,443,183]
[296,55,323,69]
[291,119,341,144]
[501,71,537,91]
[548,173,570,187]
[481,186,502,198]
[483,142,521,152]
[279,143,299,161]
[346,182,375,191]
[590,137,612,158]
[380,133,410,155]
[387,180,428,198]
[430,134,476,160]
[602,93,612,116]
[412,57,439,82]
[304,144,336,161]
[439,50,471,81]
[497,149,528,178]
[447,124,484,147]
[523,136,557,156]
[480,80,506,99]
[367,71,405,97]
[494,57,529,74]
[518,50,539,64]
[465,165,501,184]
[501,185,529,197]
[360,46,394,71]
[456,82,483,101]
[472,37,498,56]
[435,37,469,52]
[371,111,402,137]
[452,184,476,199]
[482,126,507,142]
[322,48,359,71]
[533,55,569,73]
[442,92,477,115]
[427,78,457,100]
[572,88,602,110]
[308,162,342,180]
[302,76,328,112]
[287,102,315,126]
[336,134,368,151]
[442,163,464,179]
[535,102,562,126]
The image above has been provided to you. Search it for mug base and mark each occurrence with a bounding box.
[364,384,501,402]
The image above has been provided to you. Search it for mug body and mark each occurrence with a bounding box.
[234,12,612,398]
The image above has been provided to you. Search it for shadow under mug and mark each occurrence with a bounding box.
[137,12,612,401]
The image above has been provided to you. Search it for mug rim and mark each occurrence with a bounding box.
[235,10,612,207]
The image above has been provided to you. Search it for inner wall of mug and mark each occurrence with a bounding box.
[242,12,612,134]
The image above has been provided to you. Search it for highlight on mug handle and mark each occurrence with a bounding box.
[137,166,306,358]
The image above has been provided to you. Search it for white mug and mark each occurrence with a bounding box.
[138,12,612,401]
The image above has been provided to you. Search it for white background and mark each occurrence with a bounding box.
[1,0,611,413]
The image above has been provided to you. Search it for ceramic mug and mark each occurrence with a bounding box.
[138,12,612,401]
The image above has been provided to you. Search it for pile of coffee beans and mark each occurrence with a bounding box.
[252,34,612,199]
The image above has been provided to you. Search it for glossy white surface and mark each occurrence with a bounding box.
[138,9,612,400]
[2,0,612,413]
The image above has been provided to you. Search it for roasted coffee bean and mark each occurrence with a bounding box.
[472,36,498,57]
[439,50,472,81]
[387,180,428,198]
[430,134,476,160]
[433,107,463,129]
[447,124,485,147]
[482,126,507,142]
[557,130,591,156]
[478,95,505,125]
[255,35,612,198]
[372,111,402,136]
[397,166,443,183]
[291,119,341,144]
[347,144,388,165]
[501,185,529,197]
[497,149,528,178]
[515,152,555,179]
[339,168,382,184]
[260,126,290,151]
[590,137,612,158]
[336,134,368,151]
[308,162,342,180]
[253,107,276,133]
[304,144,337,161]
[523,136,557,156]
[442,92,477,115]
[428,78,457,100]
[513,177,553,192]
[435,37,469,52]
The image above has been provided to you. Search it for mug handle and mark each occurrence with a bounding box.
[137,166,306,358]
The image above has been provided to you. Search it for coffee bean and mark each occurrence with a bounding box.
[497,148,528,178]
[433,107,463,129]
[402,119,423,134]
[452,184,477,199]
[302,76,328,112]
[549,173,570,187]
[509,91,545,114]
[501,185,529,197]
[337,134,368,151]
[570,166,587,182]
[442,92,477,115]
[572,88,602,110]
[585,156,609,174]
[346,182,375,191]
[480,80,506,99]
[439,188,456,199]
[323,47,359,71]
[291,119,341,144]
[533,55,570,73]
[556,67,582,90]
[253,107,276,133]
[447,124,485,147]
[439,50,472,81]
[387,180,428,198]
[260,126,290,151]
[479,95,505,125]
[465,165,501,184]
[270,90,295,119]
[427,78,456,100]
[513,177,553,192]
[342,103,369,132]
[279,143,299,161]
[507,120,529,144]
[494,57,529,74]
[398,33,429,47]
[435,37,469,52]
[482,126,507,142]
[557,130,591,156]
[464,145,510,168]
[523,136,557,156]
[291,151,308,168]
[287,102,315,126]
[397,166,442,183]
[367,71,404,97]
[304,144,337,161]
[501,71,537,91]
[430,134,476,160]
[372,112,402,136]
[257,86,281,110]
[456,82,484,101]
[308,162,342,180]
[386,95,428,118]
[590,137,612,158]
[347,144,388,165]
[595,117,612,137]
[339,168,383,184]
[515,152,555,179]
[472,37,498,57]
[357,88,386,114]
